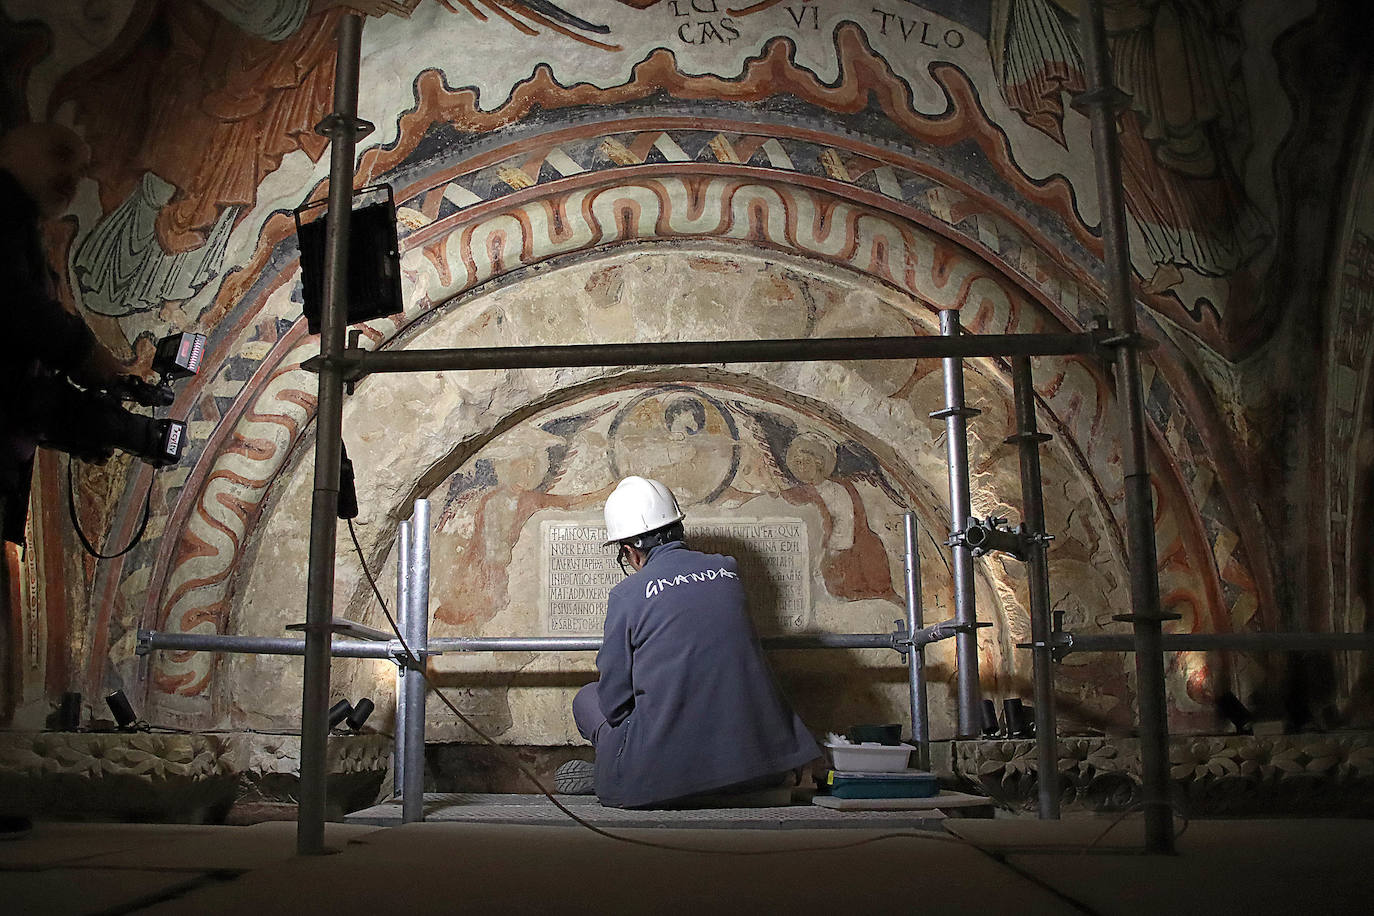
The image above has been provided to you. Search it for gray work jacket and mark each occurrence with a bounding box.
[593,541,820,807]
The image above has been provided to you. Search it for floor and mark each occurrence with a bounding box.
[343,789,993,828]
[2,808,1372,915]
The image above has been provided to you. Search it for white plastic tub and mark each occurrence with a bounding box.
[826,742,914,773]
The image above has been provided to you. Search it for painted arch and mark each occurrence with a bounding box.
[104,149,1257,736]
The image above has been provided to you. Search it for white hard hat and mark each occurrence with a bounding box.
[603,476,685,545]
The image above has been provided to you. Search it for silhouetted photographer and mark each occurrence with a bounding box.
[1,123,188,546]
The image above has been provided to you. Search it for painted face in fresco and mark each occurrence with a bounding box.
[785,433,838,487]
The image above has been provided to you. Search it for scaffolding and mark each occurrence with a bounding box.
[130,6,1374,858]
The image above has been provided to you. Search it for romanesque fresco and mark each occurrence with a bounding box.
[419,380,924,742]
[1326,123,1374,708]
[195,248,1228,740]
[33,1,1303,355]
[2,0,1361,739]
[991,0,1279,349]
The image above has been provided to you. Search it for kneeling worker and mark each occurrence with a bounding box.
[566,476,820,807]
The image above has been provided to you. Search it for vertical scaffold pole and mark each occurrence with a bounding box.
[297,13,364,857]
[903,513,930,771]
[392,519,412,800]
[1009,357,1059,819]
[1077,0,1175,853]
[401,499,431,823]
[932,309,982,736]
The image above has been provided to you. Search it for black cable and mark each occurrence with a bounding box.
[346,518,960,856]
[239,727,397,739]
[67,457,154,559]
[1078,802,1191,855]
[350,521,1195,858]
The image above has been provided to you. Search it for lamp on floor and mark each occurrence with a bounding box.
[106,690,138,730]
[346,698,374,731]
[328,699,354,729]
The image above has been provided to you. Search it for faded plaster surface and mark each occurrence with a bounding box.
[232,248,1152,742]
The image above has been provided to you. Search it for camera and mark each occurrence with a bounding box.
[107,374,173,408]
[43,332,206,469]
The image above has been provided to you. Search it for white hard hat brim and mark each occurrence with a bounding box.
[602,476,685,545]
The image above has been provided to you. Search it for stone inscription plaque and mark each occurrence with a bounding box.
[541,518,810,635]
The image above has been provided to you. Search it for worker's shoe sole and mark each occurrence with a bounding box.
[555,758,595,795]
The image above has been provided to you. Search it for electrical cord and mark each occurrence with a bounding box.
[346,518,963,856]
[80,722,193,734]
[67,457,154,559]
[1078,801,1190,855]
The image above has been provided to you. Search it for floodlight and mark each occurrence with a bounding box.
[328,699,354,729]
[106,690,138,729]
[294,185,402,335]
[980,698,1000,737]
[345,698,374,731]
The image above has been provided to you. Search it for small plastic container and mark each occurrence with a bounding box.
[826,769,939,799]
[846,723,902,745]
[826,741,914,773]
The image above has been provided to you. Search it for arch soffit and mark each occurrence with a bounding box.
[375,120,1261,639]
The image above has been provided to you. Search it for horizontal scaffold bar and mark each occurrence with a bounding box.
[136,629,900,658]
[304,332,1102,381]
[138,632,395,658]
[1058,631,1374,655]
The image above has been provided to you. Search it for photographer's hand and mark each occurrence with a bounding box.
[108,375,175,408]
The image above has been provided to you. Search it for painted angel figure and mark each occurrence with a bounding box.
[55,0,618,322]
[732,404,900,603]
[990,0,1272,347]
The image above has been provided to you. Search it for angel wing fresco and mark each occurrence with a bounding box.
[51,0,624,324]
[990,0,1271,333]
